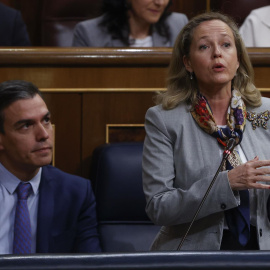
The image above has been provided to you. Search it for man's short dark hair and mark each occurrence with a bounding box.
[0,80,43,134]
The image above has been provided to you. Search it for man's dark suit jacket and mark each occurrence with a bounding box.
[0,2,31,46]
[36,165,101,253]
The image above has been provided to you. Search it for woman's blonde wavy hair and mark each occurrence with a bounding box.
[156,12,261,110]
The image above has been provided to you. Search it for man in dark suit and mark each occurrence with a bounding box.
[0,2,31,46]
[0,80,101,254]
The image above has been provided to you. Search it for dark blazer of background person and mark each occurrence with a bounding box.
[0,2,31,46]
[36,165,101,253]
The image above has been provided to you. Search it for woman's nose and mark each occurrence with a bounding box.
[213,45,222,58]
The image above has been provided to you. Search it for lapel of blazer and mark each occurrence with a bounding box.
[152,26,170,47]
[111,38,126,47]
[111,28,128,47]
[241,123,257,161]
[36,166,54,253]
[241,106,268,161]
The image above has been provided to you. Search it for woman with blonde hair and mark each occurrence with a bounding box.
[143,12,270,251]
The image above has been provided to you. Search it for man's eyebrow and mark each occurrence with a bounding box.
[14,111,51,128]
[42,111,51,119]
[14,118,34,128]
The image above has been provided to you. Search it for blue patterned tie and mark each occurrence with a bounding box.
[13,182,32,254]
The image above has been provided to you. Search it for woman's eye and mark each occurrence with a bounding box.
[199,45,208,50]
[224,42,231,48]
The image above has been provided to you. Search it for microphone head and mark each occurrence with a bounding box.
[226,138,237,152]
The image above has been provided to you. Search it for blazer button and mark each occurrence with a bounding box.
[221,203,226,210]
[260,229,262,237]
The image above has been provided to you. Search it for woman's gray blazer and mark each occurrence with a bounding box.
[72,12,188,47]
[142,97,270,250]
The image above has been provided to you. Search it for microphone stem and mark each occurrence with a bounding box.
[177,156,227,251]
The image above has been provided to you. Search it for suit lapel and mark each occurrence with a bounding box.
[152,26,170,47]
[111,28,128,47]
[36,166,54,253]
[241,120,264,161]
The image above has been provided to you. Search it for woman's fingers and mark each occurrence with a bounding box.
[228,156,270,190]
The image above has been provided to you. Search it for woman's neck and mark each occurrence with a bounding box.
[128,12,151,39]
[208,98,230,125]
[200,86,232,125]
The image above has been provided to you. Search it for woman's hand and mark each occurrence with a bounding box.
[228,156,270,190]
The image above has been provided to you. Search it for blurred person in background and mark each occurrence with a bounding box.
[0,2,31,46]
[72,0,188,47]
[239,5,270,47]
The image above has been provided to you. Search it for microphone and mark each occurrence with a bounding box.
[177,138,237,250]
[223,137,237,159]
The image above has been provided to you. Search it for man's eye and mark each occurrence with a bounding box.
[22,123,31,129]
[44,117,51,124]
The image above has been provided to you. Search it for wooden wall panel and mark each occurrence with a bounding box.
[0,67,167,88]
[42,93,82,175]
[254,68,270,88]
[171,0,208,19]
[82,91,156,177]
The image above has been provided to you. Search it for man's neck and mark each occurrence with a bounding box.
[0,160,40,181]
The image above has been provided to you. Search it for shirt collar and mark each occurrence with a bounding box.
[0,162,42,195]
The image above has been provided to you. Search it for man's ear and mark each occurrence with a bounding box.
[183,55,193,73]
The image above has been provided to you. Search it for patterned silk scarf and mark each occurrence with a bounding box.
[191,89,250,246]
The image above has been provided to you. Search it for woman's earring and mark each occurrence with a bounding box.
[190,72,193,80]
